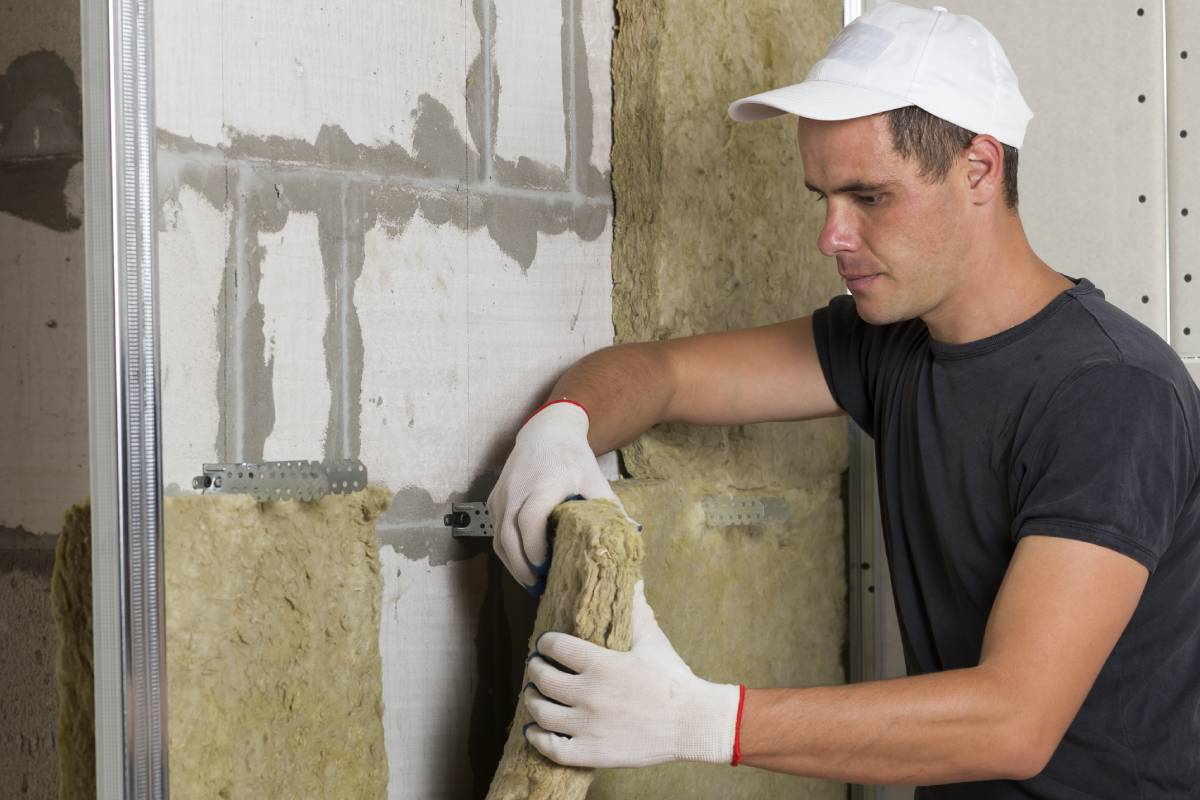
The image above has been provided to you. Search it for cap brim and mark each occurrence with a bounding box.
[729,80,912,123]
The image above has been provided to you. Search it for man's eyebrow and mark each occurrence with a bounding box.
[804,180,895,194]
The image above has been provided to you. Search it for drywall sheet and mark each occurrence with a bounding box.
[53,490,391,799]
[860,0,1168,335]
[1168,3,1200,366]
[486,499,642,800]
[581,480,845,800]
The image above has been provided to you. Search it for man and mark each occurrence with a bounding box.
[487,3,1200,797]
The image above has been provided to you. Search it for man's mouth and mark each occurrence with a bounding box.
[841,273,879,290]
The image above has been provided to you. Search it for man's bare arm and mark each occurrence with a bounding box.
[549,316,844,455]
[739,535,1149,784]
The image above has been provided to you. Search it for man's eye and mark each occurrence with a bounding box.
[857,194,881,206]
[810,192,826,202]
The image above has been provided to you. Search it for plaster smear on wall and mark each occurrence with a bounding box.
[54,490,391,799]
[154,0,613,490]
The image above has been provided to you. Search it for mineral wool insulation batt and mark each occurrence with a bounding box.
[53,488,391,800]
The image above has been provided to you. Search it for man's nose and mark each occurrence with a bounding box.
[817,204,858,257]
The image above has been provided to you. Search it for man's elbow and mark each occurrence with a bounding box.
[996,711,1062,780]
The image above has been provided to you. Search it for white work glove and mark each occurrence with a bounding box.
[523,580,745,768]
[489,400,632,590]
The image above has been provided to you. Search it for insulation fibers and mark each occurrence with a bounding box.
[486,499,643,800]
[53,488,391,800]
[611,0,847,486]
[52,503,94,800]
[585,480,845,800]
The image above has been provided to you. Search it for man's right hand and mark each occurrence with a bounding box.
[488,400,630,589]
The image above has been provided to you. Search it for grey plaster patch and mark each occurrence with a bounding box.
[376,486,491,566]
[0,50,82,231]
[156,0,611,468]
[0,526,60,551]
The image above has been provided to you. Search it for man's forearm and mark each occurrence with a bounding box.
[548,342,677,455]
[741,666,1049,785]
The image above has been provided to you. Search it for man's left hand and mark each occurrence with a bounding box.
[523,580,744,768]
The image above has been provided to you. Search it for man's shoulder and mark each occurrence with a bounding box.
[1058,282,1194,391]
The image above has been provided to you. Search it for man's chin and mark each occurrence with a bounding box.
[851,297,918,327]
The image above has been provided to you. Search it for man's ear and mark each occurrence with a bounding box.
[963,134,1004,206]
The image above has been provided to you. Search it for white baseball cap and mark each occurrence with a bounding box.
[728,2,1034,148]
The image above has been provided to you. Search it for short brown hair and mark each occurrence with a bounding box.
[883,106,1019,210]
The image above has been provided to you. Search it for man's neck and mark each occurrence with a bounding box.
[922,224,1073,345]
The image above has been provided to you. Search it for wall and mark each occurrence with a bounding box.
[152,1,616,796]
[0,0,86,791]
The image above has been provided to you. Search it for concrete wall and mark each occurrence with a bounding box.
[0,0,85,791]
[153,1,615,796]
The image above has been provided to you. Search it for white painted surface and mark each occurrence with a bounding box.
[159,187,227,491]
[494,0,567,170]
[358,215,470,501]
[0,217,88,534]
[259,213,333,461]
[378,547,489,800]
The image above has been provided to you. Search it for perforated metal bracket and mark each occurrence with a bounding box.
[444,502,494,538]
[701,495,790,527]
[191,460,368,502]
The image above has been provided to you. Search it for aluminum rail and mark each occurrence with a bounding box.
[81,0,168,795]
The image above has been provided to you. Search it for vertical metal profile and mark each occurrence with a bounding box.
[81,0,168,795]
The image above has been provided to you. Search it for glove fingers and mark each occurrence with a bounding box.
[523,685,583,737]
[527,653,583,704]
[516,487,566,571]
[493,507,536,589]
[524,724,581,766]
[579,473,643,531]
[536,631,604,675]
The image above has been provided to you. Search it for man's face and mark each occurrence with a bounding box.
[796,114,969,326]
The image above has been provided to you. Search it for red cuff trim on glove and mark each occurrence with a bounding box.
[524,398,591,427]
[731,684,747,767]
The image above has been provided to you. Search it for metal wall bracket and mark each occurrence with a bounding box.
[444,502,494,538]
[191,459,368,502]
[701,495,790,527]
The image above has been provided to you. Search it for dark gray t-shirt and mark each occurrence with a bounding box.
[813,276,1200,798]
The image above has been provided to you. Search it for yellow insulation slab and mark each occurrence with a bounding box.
[52,488,391,800]
[486,499,643,800]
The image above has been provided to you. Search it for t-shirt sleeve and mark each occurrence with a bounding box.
[1011,363,1197,572]
[812,294,880,437]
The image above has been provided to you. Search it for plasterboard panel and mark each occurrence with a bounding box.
[1168,1,1200,354]
[863,1,1168,335]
